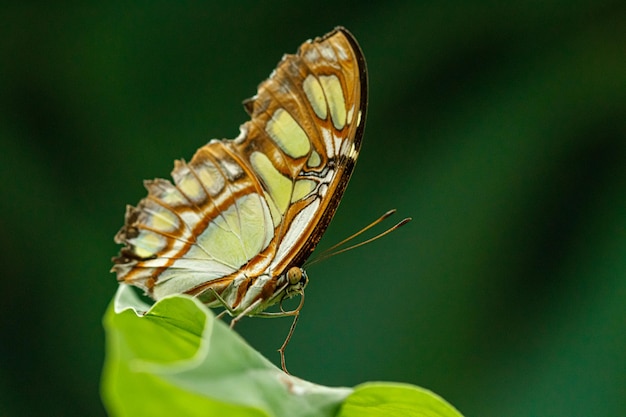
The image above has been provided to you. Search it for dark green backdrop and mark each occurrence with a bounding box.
[2,2,624,416]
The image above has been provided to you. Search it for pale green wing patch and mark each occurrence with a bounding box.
[153,193,274,299]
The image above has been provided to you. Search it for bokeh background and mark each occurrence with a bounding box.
[2,2,625,416]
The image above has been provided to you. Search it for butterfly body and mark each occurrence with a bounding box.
[112,27,367,321]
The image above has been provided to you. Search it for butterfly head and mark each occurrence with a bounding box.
[283,266,308,298]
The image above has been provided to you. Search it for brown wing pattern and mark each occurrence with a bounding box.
[234,27,368,275]
[112,27,367,307]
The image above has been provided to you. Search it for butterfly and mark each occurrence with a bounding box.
[112,27,395,371]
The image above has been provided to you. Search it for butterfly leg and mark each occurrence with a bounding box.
[277,313,301,374]
[206,287,265,328]
[252,291,305,373]
[251,309,301,374]
[206,288,237,321]
[228,298,263,328]
[278,291,306,373]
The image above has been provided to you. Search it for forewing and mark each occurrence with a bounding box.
[237,27,368,274]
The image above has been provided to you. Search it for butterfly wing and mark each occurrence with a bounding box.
[112,27,367,309]
[239,27,368,276]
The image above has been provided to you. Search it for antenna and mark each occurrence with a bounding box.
[305,209,412,267]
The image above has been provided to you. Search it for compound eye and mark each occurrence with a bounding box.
[286,267,302,285]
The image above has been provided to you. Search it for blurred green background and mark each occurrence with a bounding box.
[2,2,625,416]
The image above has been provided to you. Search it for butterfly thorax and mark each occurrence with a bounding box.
[196,266,308,317]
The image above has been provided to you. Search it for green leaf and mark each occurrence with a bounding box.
[101,285,463,417]
[338,383,463,417]
[101,285,352,417]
